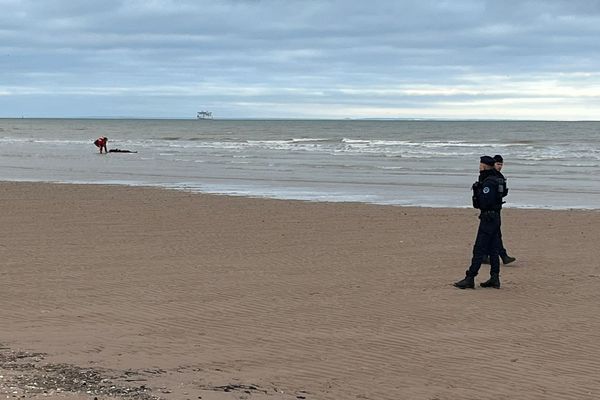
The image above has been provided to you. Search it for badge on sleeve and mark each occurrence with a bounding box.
[483,187,490,194]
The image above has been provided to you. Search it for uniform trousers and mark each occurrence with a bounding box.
[497,212,508,258]
[468,211,502,276]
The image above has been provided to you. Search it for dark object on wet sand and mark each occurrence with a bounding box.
[109,149,137,153]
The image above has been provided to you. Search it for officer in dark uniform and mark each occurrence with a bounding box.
[482,154,516,265]
[454,156,504,289]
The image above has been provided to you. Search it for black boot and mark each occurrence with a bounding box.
[454,271,475,289]
[501,255,516,265]
[480,274,501,289]
[482,255,490,264]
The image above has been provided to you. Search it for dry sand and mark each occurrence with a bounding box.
[1,181,600,400]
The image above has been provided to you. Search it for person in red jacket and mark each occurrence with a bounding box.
[94,137,108,153]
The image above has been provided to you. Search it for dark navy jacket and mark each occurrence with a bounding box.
[473,170,504,211]
[494,170,509,197]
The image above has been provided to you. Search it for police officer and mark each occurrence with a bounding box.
[454,156,504,289]
[482,154,516,265]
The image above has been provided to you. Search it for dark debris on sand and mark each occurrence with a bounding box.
[200,383,268,394]
[198,382,311,399]
[0,345,158,399]
[1,345,310,400]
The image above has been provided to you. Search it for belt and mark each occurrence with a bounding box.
[480,210,500,217]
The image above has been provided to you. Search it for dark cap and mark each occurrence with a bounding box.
[480,155,495,166]
[493,154,503,163]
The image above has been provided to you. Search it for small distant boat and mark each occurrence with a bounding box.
[197,111,213,120]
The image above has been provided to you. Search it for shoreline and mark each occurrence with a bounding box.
[2,179,598,212]
[2,181,600,399]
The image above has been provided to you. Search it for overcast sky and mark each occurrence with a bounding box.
[1,0,600,119]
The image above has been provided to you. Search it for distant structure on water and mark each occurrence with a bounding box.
[197,111,213,120]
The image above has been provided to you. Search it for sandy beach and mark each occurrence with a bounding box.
[1,181,600,400]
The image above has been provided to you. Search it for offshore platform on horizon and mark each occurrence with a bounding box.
[197,111,213,120]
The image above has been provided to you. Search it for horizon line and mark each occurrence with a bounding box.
[2,116,600,122]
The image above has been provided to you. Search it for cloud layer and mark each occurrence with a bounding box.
[1,0,600,119]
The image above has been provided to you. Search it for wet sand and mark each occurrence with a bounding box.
[1,181,600,400]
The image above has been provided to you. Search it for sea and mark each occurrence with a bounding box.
[1,118,599,209]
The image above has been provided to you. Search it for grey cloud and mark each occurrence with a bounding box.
[1,0,600,118]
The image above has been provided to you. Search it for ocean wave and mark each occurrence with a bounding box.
[158,136,183,141]
[1,135,595,165]
[0,137,93,145]
[342,138,371,144]
[290,138,333,143]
